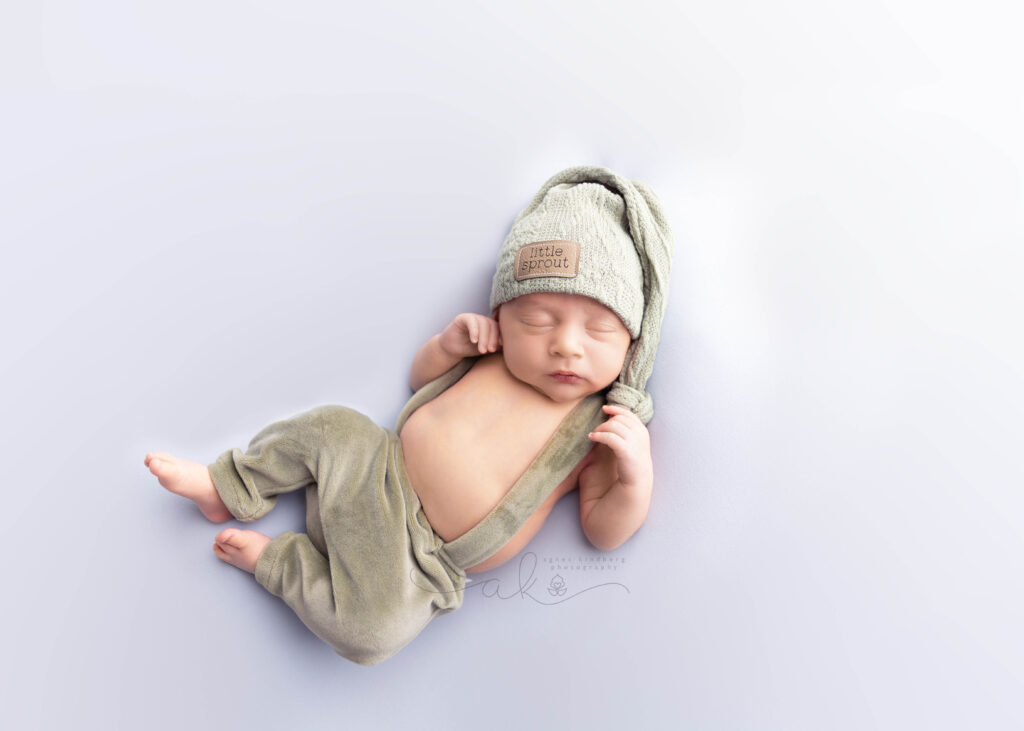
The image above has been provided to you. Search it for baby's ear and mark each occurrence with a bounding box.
[492,306,502,323]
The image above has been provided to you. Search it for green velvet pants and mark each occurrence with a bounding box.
[209,405,466,666]
[207,360,605,665]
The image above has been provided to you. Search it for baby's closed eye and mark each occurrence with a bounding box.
[586,322,623,336]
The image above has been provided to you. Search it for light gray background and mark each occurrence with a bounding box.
[1,1,1021,729]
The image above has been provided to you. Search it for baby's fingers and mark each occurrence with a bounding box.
[588,427,623,443]
[591,417,633,442]
[474,317,490,353]
[464,315,480,346]
[476,316,501,353]
[587,429,628,458]
[482,317,498,353]
[461,314,489,353]
[601,404,643,428]
[451,313,501,354]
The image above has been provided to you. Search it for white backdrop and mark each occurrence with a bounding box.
[1,1,1021,729]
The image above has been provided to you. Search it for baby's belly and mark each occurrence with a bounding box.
[399,417,580,574]
[399,411,516,544]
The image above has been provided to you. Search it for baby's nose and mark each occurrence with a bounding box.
[550,327,584,357]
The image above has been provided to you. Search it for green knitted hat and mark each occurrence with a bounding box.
[489,165,673,423]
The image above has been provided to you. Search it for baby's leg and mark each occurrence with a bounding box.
[213,528,272,573]
[145,452,232,523]
[205,407,324,521]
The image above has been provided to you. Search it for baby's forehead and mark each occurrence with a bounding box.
[509,292,626,325]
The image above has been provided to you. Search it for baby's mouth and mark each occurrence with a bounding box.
[549,371,581,384]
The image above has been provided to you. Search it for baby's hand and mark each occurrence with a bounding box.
[439,313,502,357]
[588,404,653,490]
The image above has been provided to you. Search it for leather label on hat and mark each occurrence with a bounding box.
[514,240,580,281]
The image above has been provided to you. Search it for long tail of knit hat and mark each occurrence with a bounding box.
[489,165,674,424]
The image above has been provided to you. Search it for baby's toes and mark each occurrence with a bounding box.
[215,528,240,547]
[147,453,170,471]
[212,542,236,562]
[145,452,175,467]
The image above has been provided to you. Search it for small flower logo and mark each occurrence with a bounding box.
[548,574,567,597]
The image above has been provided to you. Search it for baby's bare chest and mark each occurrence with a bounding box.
[398,356,578,542]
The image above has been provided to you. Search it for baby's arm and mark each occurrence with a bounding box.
[409,313,501,391]
[579,404,654,551]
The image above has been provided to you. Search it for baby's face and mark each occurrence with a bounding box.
[496,292,631,403]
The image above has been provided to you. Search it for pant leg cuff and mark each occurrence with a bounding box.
[208,449,269,522]
[255,531,294,592]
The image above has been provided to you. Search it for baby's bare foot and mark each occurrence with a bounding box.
[213,529,272,574]
[145,451,232,523]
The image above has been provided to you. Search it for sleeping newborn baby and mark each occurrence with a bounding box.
[145,165,673,665]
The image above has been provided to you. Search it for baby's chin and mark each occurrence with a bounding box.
[538,380,615,404]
